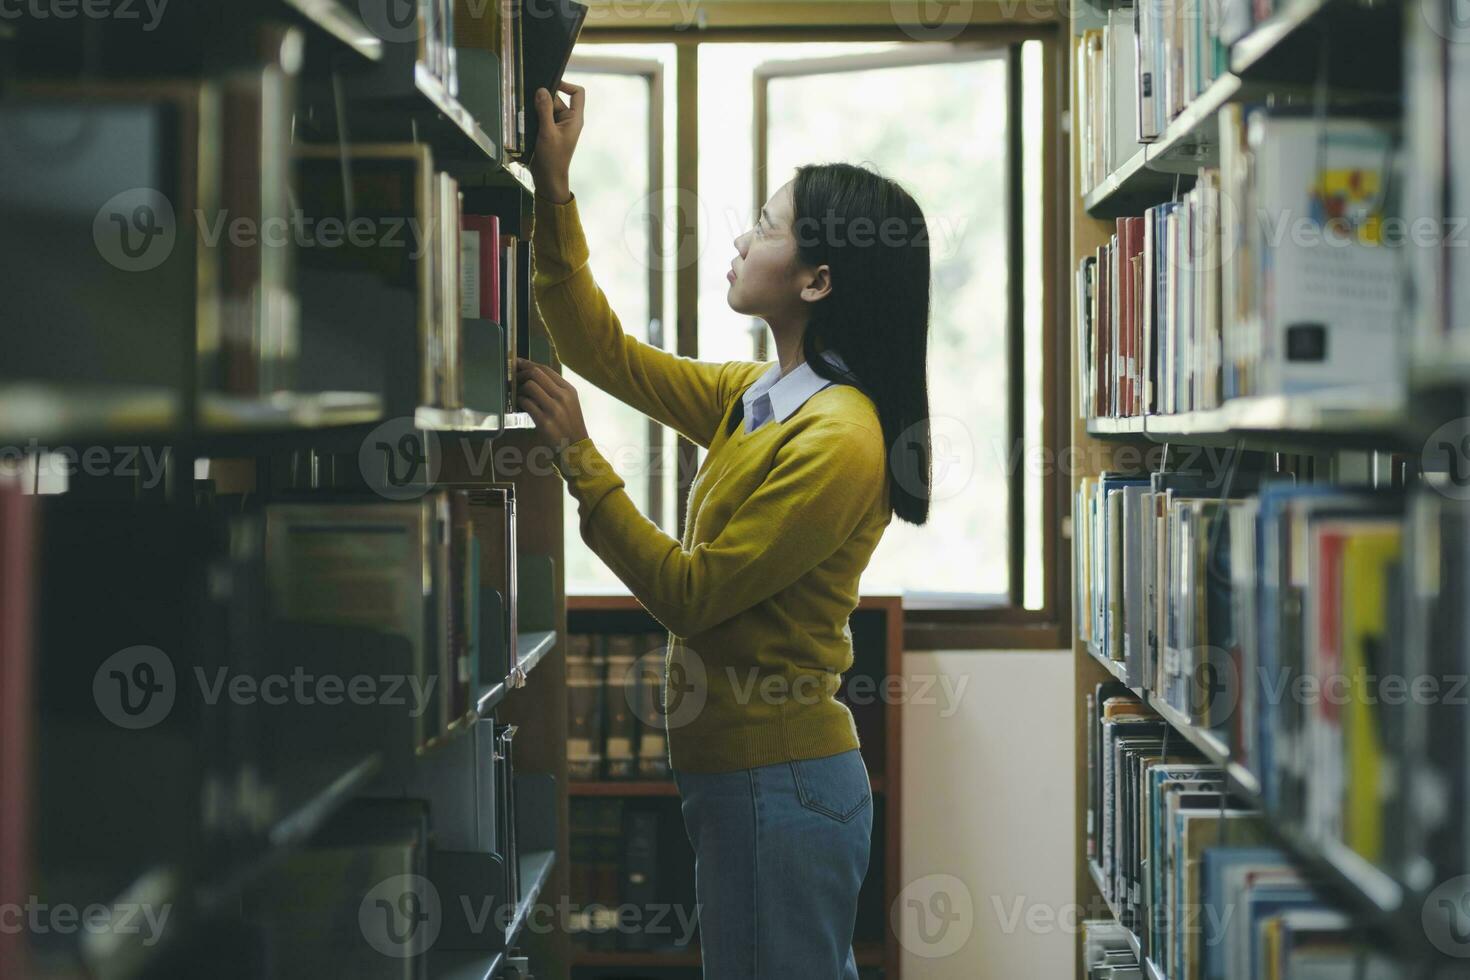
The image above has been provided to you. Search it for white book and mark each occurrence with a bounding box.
[1136,0,1161,141]
[1250,111,1403,397]
[1107,8,1142,174]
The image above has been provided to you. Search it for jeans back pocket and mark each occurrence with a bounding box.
[790,750,871,823]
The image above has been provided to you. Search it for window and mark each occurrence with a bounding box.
[559,26,1063,647]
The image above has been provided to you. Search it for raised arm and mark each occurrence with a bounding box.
[528,82,764,448]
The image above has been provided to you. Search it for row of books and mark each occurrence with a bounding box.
[569,798,696,954]
[1086,686,1403,980]
[1075,0,1237,197]
[1077,471,1470,927]
[2,55,537,430]
[1076,106,1401,419]
[567,632,671,781]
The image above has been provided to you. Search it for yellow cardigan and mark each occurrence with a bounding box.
[530,192,893,773]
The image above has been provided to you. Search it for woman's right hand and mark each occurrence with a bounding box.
[529,80,584,205]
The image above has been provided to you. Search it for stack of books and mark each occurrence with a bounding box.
[567,631,671,782]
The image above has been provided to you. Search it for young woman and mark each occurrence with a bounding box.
[515,80,933,979]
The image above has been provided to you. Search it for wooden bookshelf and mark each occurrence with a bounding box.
[566,593,904,979]
[1069,0,1467,972]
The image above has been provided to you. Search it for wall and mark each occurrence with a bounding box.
[898,649,1076,978]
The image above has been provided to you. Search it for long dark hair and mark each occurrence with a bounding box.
[790,162,931,526]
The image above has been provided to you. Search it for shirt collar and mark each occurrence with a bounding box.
[743,348,850,426]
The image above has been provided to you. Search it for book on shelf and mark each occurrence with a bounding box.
[1406,0,1470,364]
[569,796,694,954]
[467,485,518,688]
[0,487,33,979]
[1230,108,1401,401]
[566,629,671,781]
[0,82,213,405]
[294,143,443,412]
[1077,16,1144,197]
[566,632,605,780]
[603,634,639,780]
[215,44,301,401]
[516,0,588,163]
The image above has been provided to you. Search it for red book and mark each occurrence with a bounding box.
[1121,217,1146,416]
[460,214,502,322]
[0,487,35,979]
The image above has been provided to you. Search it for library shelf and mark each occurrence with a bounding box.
[0,383,181,443]
[1081,148,1175,220]
[514,629,559,684]
[1083,389,1425,449]
[570,941,886,969]
[1087,860,1167,980]
[413,61,500,163]
[429,950,506,980]
[1144,72,1244,174]
[415,405,537,432]
[1085,416,1144,437]
[474,630,561,718]
[200,391,385,432]
[263,753,385,850]
[277,0,384,61]
[567,774,888,797]
[570,780,678,796]
[426,848,556,978]
[1085,642,1134,689]
[510,849,559,945]
[1143,695,1230,767]
[1231,0,1334,76]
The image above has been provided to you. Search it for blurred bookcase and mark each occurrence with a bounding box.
[0,2,575,979]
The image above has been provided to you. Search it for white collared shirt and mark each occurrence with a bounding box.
[741,348,852,434]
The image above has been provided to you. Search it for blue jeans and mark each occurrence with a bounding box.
[673,748,873,980]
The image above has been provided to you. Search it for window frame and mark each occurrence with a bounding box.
[576,18,1071,651]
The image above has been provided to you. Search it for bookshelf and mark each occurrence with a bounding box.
[564,594,904,980]
[1070,0,1470,974]
[0,2,582,979]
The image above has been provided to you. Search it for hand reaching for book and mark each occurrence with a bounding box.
[529,81,584,206]
[516,356,591,461]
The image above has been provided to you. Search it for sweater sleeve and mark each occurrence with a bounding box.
[551,419,888,639]
[530,192,765,449]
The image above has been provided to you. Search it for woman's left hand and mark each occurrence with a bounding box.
[516,356,591,456]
